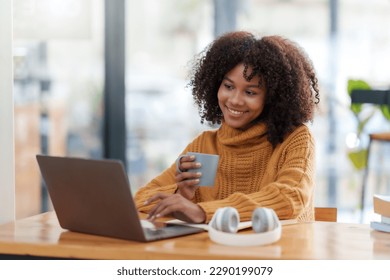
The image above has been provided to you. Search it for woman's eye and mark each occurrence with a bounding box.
[224,84,233,90]
[246,91,255,95]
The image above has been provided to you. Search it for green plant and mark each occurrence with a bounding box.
[380,104,390,120]
[346,79,373,170]
[347,79,390,170]
[347,80,374,137]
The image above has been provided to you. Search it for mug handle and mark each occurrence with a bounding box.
[175,155,187,173]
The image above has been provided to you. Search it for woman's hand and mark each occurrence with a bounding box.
[145,193,206,223]
[175,155,202,199]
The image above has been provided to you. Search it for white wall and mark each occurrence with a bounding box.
[0,0,15,224]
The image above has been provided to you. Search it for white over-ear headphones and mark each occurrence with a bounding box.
[208,207,282,246]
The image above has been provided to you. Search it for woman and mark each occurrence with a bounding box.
[134,31,320,224]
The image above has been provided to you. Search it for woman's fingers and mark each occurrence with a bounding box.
[146,194,206,223]
[144,192,169,205]
[175,154,203,200]
[175,174,200,200]
[175,169,202,200]
[177,155,201,173]
[175,171,201,185]
[147,194,179,220]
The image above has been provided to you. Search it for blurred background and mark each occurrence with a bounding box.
[12,0,390,223]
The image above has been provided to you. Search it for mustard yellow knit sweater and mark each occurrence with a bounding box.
[134,122,315,223]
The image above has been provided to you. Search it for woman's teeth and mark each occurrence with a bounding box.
[228,107,244,115]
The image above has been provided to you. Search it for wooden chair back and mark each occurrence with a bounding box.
[314,207,337,222]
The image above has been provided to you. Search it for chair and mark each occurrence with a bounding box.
[314,207,337,222]
[350,89,390,219]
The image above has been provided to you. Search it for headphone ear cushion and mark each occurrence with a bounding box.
[252,208,279,233]
[211,207,239,233]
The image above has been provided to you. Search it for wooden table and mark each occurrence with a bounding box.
[0,212,389,260]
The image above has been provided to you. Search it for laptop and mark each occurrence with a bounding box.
[36,155,204,242]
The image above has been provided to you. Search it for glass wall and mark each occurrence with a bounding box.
[13,0,104,218]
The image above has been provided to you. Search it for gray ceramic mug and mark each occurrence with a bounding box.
[176,152,219,187]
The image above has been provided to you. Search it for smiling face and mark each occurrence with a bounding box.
[217,63,266,130]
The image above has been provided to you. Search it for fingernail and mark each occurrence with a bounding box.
[144,200,149,205]
[194,179,200,183]
[190,155,196,160]
[195,163,202,167]
[155,214,161,218]
[196,172,202,177]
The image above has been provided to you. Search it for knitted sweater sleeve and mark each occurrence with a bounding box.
[198,127,315,222]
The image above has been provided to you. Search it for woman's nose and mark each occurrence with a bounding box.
[229,91,244,105]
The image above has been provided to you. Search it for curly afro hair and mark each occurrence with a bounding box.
[188,31,320,147]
